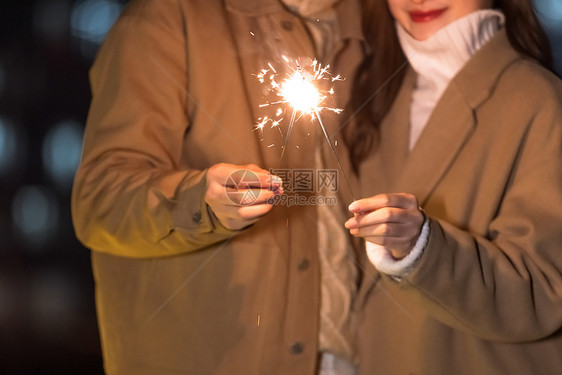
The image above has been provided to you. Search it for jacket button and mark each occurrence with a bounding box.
[297,258,310,271]
[192,211,202,224]
[289,342,304,355]
[281,20,293,31]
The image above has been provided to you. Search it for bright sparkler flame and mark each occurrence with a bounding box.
[254,57,355,199]
[255,57,343,132]
[279,70,324,114]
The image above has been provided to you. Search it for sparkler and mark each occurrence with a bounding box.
[256,57,354,199]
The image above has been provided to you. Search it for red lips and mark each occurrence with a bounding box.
[409,8,447,23]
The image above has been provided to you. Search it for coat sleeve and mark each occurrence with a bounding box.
[397,75,562,343]
[71,0,239,259]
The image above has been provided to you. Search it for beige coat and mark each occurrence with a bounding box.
[357,30,562,374]
[72,0,363,374]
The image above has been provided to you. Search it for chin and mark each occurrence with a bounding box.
[410,25,441,40]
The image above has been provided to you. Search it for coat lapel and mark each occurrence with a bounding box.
[392,80,476,206]
[359,30,521,295]
[391,30,519,206]
[381,69,414,181]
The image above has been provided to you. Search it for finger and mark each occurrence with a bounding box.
[208,182,279,206]
[236,164,283,188]
[211,201,273,226]
[349,222,412,239]
[345,207,406,229]
[242,163,270,174]
[238,203,274,220]
[240,164,284,189]
[207,163,237,181]
[223,187,279,206]
[219,203,274,228]
[348,193,418,213]
[208,164,283,190]
[346,206,423,230]
[348,193,417,213]
[225,170,282,190]
[349,222,421,250]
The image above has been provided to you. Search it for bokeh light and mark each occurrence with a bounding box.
[534,0,562,74]
[71,0,122,44]
[11,185,59,249]
[42,120,83,189]
[535,0,562,27]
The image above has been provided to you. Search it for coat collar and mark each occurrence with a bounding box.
[387,30,520,206]
[336,0,364,42]
[225,0,283,16]
[453,29,519,109]
[357,30,522,298]
[225,0,364,42]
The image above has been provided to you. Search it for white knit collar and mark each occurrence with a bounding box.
[281,0,341,19]
[398,9,505,90]
[397,9,505,151]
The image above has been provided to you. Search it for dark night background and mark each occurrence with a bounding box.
[0,1,560,374]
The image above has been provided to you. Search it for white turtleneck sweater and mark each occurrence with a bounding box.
[366,10,505,277]
[399,9,505,150]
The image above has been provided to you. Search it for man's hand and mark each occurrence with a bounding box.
[205,163,283,230]
[344,193,425,259]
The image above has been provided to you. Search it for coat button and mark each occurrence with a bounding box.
[281,20,293,31]
[289,342,304,355]
[297,258,310,271]
[192,211,202,224]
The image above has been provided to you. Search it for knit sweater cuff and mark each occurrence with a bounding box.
[365,218,430,278]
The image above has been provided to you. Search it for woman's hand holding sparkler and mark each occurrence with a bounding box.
[205,163,283,231]
[345,193,425,259]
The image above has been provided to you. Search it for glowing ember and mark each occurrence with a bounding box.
[279,71,323,114]
[254,57,355,199]
[255,57,343,134]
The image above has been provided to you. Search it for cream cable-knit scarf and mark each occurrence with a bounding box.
[281,0,340,18]
[279,0,357,363]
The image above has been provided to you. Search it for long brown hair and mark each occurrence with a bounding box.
[345,0,554,175]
